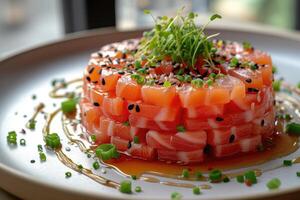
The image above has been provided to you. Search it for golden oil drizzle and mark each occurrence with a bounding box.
[26,103,45,128]
[49,78,82,98]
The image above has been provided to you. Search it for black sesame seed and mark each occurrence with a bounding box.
[216,117,224,122]
[245,78,252,83]
[30,160,35,163]
[86,76,91,82]
[118,70,125,75]
[128,104,134,110]
[261,119,265,127]
[97,52,103,57]
[88,67,95,74]
[93,102,100,107]
[229,134,235,143]
[101,78,106,85]
[135,105,140,112]
[204,144,211,155]
[127,141,132,149]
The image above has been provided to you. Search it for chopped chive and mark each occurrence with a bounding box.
[28,120,36,130]
[119,180,132,194]
[182,169,189,178]
[209,169,222,182]
[133,136,140,144]
[176,125,186,132]
[65,171,72,178]
[296,171,300,177]
[20,139,26,146]
[7,131,17,145]
[266,178,281,190]
[38,144,43,152]
[93,161,100,170]
[163,80,172,87]
[95,144,120,160]
[171,192,182,200]
[91,135,96,142]
[61,99,77,114]
[244,170,257,184]
[45,133,61,149]
[195,171,203,180]
[236,175,244,183]
[134,60,141,69]
[283,160,292,166]
[192,186,201,195]
[131,175,137,180]
[39,152,47,162]
[272,80,281,92]
[135,186,142,193]
[286,122,300,135]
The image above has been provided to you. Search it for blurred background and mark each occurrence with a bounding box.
[0,0,298,57]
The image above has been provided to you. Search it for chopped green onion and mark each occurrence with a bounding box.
[134,60,141,69]
[20,139,26,146]
[93,161,100,170]
[236,175,244,183]
[192,186,201,195]
[65,171,72,178]
[95,144,120,160]
[209,73,217,79]
[223,176,230,183]
[163,80,172,87]
[286,122,300,135]
[230,57,239,68]
[135,186,142,193]
[61,99,77,114]
[119,180,132,194]
[133,136,140,144]
[191,79,204,88]
[176,75,185,82]
[296,171,300,177]
[131,74,145,85]
[123,121,130,126]
[45,133,61,149]
[273,80,281,92]
[182,169,189,178]
[266,178,281,190]
[131,175,137,180]
[195,171,203,180]
[244,170,257,184]
[176,68,184,75]
[37,144,43,152]
[39,152,47,162]
[137,68,147,74]
[176,125,186,132]
[209,169,222,182]
[243,41,252,50]
[283,160,292,166]
[91,135,96,142]
[171,192,182,200]
[7,131,17,145]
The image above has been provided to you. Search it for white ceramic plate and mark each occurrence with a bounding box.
[1,27,300,200]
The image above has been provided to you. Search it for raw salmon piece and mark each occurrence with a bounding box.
[116,75,142,101]
[141,85,177,107]
[157,149,204,163]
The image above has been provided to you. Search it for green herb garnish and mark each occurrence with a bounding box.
[91,134,96,142]
[209,169,222,182]
[39,152,47,162]
[171,192,182,200]
[28,120,36,130]
[119,180,132,194]
[163,80,172,87]
[192,186,201,195]
[242,41,252,50]
[283,160,292,166]
[191,78,204,88]
[7,131,17,145]
[266,178,281,190]
[236,175,244,183]
[135,186,142,193]
[123,121,130,126]
[95,144,120,160]
[229,57,239,68]
[93,161,100,170]
[133,136,140,144]
[273,80,281,92]
[65,171,72,178]
[182,169,189,178]
[244,170,257,184]
[176,125,186,132]
[137,8,221,68]
[286,122,300,135]
[61,99,77,114]
[45,133,61,149]
[20,139,26,146]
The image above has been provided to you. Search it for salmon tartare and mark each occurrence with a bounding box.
[80,12,274,164]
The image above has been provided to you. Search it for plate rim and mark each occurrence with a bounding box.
[1,25,300,200]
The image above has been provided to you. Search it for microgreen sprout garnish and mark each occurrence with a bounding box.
[93,161,100,170]
[65,171,72,178]
[119,180,132,194]
[95,144,120,160]
[45,133,61,149]
[273,80,281,92]
[171,191,182,200]
[229,57,239,68]
[131,74,145,85]
[242,41,252,50]
[286,122,300,135]
[182,169,189,178]
[61,99,77,114]
[135,186,142,193]
[266,178,281,190]
[193,186,201,195]
[176,125,186,132]
[39,152,47,162]
[163,80,172,87]
[137,8,221,69]
[7,131,17,145]
[133,136,140,144]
